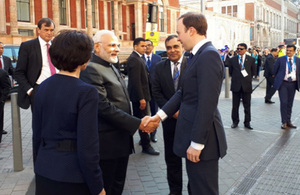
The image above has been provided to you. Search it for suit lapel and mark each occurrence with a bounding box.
[34,38,43,68]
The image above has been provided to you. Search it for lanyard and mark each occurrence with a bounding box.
[238,55,244,69]
[286,56,296,73]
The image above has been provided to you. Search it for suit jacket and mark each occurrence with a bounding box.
[15,38,42,109]
[80,54,140,159]
[229,55,255,93]
[33,74,103,195]
[0,69,11,102]
[161,41,227,160]
[263,54,275,78]
[143,53,162,81]
[151,57,187,108]
[2,55,15,77]
[273,56,300,90]
[127,51,151,102]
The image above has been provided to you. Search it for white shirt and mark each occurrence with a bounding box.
[157,40,211,151]
[284,56,297,81]
[171,54,184,77]
[0,56,4,69]
[144,53,152,61]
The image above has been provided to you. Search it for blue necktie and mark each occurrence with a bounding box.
[146,56,151,71]
[173,62,180,90]
[288,58,293,82]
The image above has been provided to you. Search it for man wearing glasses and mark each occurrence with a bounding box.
[229,43,255,130]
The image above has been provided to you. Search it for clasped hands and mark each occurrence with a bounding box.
[139,114,161,133]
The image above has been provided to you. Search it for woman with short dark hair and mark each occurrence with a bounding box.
[33,30,105,195]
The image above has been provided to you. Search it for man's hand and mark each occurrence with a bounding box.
[173,111,179,119]
[139,116,159,133]
[139,99,146,110]
[144,114,161,127]
[186,146,201,163]
[99,188,106,195]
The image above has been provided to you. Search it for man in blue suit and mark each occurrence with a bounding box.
[143,39,162,142]
[273,44,300,129]
[145,12,227,194]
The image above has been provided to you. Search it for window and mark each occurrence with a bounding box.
[227,6,232,16]
[233,5,237,17]
[17,0,30,22]
[111,1,115,30]
[92,0,95,28]
[222,7,226,14]
[59,0,67,25]
[158,0,164,32]
[18,29,33,36]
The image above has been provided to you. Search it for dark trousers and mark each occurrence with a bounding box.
[162,118,183,194]
[278,81,297,124]
[99,156,129,195]
[265,77,276,100]
[186,159,219,195]
[31,84,39,162]
[35,174,91,195]
[132,101,151,149]
[149,98,158,137]
[232,89,251,125]
[0,101,4,143]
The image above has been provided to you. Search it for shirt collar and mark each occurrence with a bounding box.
[38,36,51,46]
[134,50,143,57]
[191,39,210,55]
[171,54,184,66]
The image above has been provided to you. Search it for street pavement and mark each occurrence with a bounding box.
[1,78,300,195]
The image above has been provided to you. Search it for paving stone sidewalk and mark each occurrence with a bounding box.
[1,79,300,195]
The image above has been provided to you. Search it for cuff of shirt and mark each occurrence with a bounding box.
[27,88,33,96]
[157,110,168,121]
[191,141,205,151]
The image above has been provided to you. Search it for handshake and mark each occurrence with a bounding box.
[139,115,161,133]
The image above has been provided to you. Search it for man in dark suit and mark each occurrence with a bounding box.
[15,18,56,111]
[152,35,187,195]
[229,43,256,129]
[273,44,300,129]
[127,37,160,155]
[0,42,14,135]
[146,12,227,194]
[143,39,162,143]
[264,48,278,104]
[0,69,11,142]
[80,30,158,195]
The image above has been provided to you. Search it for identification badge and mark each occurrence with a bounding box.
[289,71,296,80]
[241,69,248,77]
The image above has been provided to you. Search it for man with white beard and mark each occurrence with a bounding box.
[80,30,158,195]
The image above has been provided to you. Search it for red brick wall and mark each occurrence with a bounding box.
[107,2,111,30]
[34,0,42,24]
[168,0,179,7]
[99,0,104,29]
[167,9,171,34]
[80,0,85,28]
[287,10,297,19]
[245,3,254,21]
[70,0,77,28]
[142,3,147,34]
[122,5,127,40]
[5,0,10,24]
[264,0,281,11]
[207,7,213,12]
[129,5,135,40]
[47,0,53,20]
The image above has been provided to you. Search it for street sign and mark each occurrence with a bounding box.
[146,31,159,46]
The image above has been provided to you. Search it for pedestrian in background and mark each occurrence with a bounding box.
[0,69,10,143]
[273,44,300,129]
[264,48,278,104]
[229,43,255,130]
[33,30,105,195]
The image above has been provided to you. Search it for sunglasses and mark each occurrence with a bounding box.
[237,48,245,50]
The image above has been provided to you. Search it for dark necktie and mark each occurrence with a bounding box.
[46,43,56,75]
[240,55,243,69]
[288,58,293,82]
[173,62,180,90]
[0,56,2,69]
[187,53,194,65]
[146,56,151,71]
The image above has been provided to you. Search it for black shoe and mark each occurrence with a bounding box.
[287,123,297,128]
[244,124,253,130]
[2,130,7,134]
[265,99,275,104]
[150,134,157,142]
[142,146,160,155]
[231,123,238,128]
[281,123,287,129]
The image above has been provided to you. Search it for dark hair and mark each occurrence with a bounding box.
[165,35,178,45]
[145,39,153,45]
[278,45,284,49]
[0,42,3,45]
[271,48,278,52]
[49,30,93,72]
[37,18,55,29]
[286,44,296,51]
[178,12,207,36]
[133,37,146,47]
[238,43,248,49]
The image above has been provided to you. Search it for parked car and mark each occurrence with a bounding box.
[156,50,167,60]
[3,44,20,94]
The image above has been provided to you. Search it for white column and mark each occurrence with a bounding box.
[113,0,119,37]
[10,0,18,35]
[42,0,48,17]
[0,0,6,34]
[76,0,81,30]
[86,0,92,37]
[135,2,143,37]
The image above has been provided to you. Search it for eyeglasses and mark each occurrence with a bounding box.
[237,48,245,50]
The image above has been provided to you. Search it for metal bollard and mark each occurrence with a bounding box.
[225,67,230,98]
[10,93,23,171]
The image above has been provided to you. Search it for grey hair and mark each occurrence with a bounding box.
[93,30,116,43]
